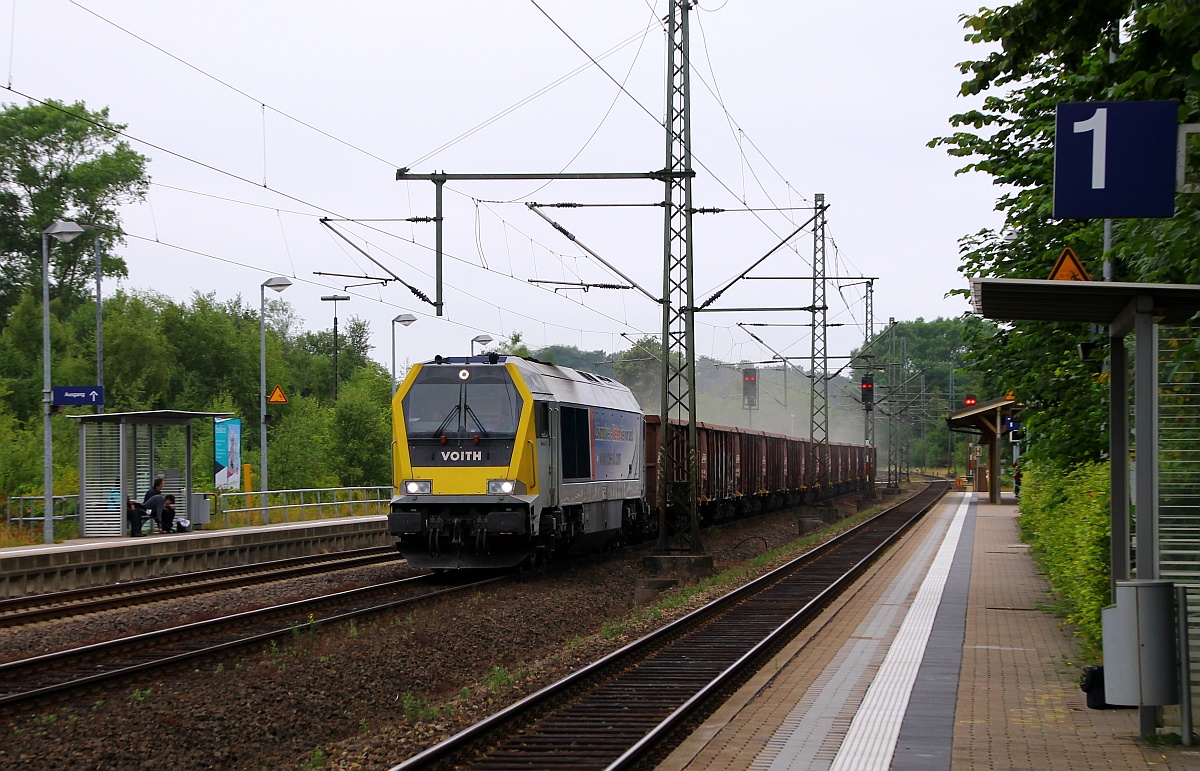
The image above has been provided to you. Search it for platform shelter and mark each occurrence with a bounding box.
[68,410,232,537]
[971,276,1200,735]
[946,395,1018,505]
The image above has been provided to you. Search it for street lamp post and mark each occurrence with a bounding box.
[321,295,351,402]
[42,220,85,544]
[260,277,292,523]
[471,334,493,357]
[94,236,103,414]
[391,314,417,393]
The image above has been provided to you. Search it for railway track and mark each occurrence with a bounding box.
[394,481,952,771]
[0,546,403,628]
[0,572,508,711]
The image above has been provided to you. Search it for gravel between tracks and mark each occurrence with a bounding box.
[0,493,899,770]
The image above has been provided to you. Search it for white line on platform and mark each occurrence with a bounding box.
[827,492,972,771]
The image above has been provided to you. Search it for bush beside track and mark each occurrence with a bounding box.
[1017,459,1110,655]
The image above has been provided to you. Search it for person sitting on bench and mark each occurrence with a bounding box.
[143,493,177,534]
[128,499,148,537]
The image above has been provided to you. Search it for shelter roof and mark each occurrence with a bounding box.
[947,396,1018,435]
[970,278,1200,324]
[67,410,234,425]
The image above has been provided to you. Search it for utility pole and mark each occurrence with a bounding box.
[808,193,829,493]
[863,280,875,496]
[887,320,900,488]
[657,0,701,554]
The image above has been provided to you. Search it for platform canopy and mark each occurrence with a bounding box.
[68,409,233,426]
[968,274,1200,591]
[946,395,1018,433]
[946,395,1018,504]
[970,277,1200,325]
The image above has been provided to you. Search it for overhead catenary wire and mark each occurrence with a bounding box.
[80,0,854,315]
[4,89,645,332]
[71,0,827,278]
[122,230,665,343]
[29,6,873,362]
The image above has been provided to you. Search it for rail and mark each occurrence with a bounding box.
[393,481,950,770]
[215,486,392,529]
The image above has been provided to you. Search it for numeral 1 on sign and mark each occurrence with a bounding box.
[1073,107,1108,189]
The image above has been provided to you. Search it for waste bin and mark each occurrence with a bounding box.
[189,493,211,528]
[1101,580,1178,707]
[1080,665,1133,710]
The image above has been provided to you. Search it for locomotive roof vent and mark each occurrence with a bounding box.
[489,352,500,364]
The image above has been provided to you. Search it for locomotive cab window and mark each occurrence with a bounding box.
[560,406,591,480]
[402,365,523,437]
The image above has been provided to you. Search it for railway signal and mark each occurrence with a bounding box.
[964,394,977,407]
[742,368,759,409]
[860,374,874,410]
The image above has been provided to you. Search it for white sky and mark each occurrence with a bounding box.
[4,1,1002,372]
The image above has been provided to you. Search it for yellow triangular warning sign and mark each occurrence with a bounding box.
[267,385,288,404]
[1049,248,1091,281]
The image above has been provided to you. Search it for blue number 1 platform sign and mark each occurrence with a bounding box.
[1054,100,1178,219]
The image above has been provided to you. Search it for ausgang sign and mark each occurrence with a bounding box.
[52,386,104,406]
[1053,100,1178,219]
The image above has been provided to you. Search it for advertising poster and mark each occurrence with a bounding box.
[214,418,242,490]
[591,408,641,481]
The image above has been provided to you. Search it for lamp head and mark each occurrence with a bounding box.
[321,295,351,302]
[471,334,494,346]
[393,313,417,327]
[43,220,86,244]
[262,276,292,293]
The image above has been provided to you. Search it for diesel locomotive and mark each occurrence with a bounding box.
[388,354,869,569]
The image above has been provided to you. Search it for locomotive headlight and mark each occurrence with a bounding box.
[403,480,432,495]
[487,479,516,495]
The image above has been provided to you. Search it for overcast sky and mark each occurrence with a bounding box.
[4,1,1002,373]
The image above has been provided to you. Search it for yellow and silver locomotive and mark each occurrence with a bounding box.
[389,354,648,569]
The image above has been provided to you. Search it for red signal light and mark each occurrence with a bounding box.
[964,394,977,407]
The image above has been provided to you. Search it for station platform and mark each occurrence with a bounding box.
[0,515,389,597]
[660,491,1200,771]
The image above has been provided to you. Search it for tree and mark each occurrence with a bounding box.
[931,1,1200,467]
[612,335,662,412]
[493,331,533,358]
[0,100,148,320]
[332,367,392,487]
[270,394,338,490]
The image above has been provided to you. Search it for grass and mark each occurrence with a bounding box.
[0,523,40,548]
[0,518,79,547]
[401,692,445,723]
[484,666,514,691]
[214,497,388,530]
[299,747,328,769]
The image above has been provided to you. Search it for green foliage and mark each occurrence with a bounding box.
[0,99,148,321]
[934,0,1200,467]
[612,335,661,411]
[483,665,514,691]
[400,692,443,723]
[332,367,392,487]
[1018,460,1110,653]
[492,331,532,358]
[270,394,338,490]
[299,747,328,769]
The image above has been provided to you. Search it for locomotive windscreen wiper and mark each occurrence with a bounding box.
[433,405,461,437]
[464,404,490,436]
